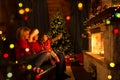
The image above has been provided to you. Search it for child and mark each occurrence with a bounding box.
[40,33,63,63]
[29,29,56,65]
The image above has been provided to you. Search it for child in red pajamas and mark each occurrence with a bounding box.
[40,33,63,63]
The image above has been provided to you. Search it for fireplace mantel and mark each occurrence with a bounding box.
[84,7,118,26]
[85,52,104,63]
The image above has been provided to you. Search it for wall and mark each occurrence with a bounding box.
[47,0,70,21]
[102,0,112,7]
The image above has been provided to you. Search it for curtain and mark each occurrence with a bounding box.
[29,0,49,34]
[70,0,90,53]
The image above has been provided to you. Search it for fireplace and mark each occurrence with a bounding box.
[83,20,120,80]
[83,23,107,80]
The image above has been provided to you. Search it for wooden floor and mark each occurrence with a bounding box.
[65,66,75,80]
[64,54,93,80]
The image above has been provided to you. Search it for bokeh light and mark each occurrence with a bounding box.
[19,9,25,14]
[9,44,14,49]
[25,8,30,12]
[23,16,29,21]
[15,60,18,64]
[78,2,83,10]
[1,36,6,41]
[105,19,111,25]
[3,53,9,59]
[113,28,119,34]
[27,64,32,70]
[115,12,120,18]
[18,2,23,7]
[109,62,115,68]
[7,72,13,78]
[25,48,30,52]
[0,30,3,34]
[66,16,71,21]
[108,74,112,79]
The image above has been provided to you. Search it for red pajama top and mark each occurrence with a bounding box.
[15,38,31,59]
[29,42,42,53]
[42,39,52,51]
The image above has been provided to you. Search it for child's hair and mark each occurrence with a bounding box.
[16,26,30,39]
[39,33,47,44]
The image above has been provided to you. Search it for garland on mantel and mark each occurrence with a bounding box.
[84,7,120,27]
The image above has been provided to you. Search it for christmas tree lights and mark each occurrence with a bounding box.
[47,12,74,55]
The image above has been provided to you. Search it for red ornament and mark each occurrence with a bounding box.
[3,53,9,59]
[113,28,119,34]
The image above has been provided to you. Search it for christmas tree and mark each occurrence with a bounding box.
[47,11,74,55]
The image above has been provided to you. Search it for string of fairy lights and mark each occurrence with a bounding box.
[107,62,116,80]
[18,2,31,21]
[105,7,120,25]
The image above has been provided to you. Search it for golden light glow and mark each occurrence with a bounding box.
[19,9,25,14]
[113,5,116,7]
[78,2,83,10]
[91,32,104,54]
[0,30,2,34]
[109,62,115,68]
[25,8,30,12]
[2,37,6,41]
[15,60,18,64]
[108,75,112,79]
